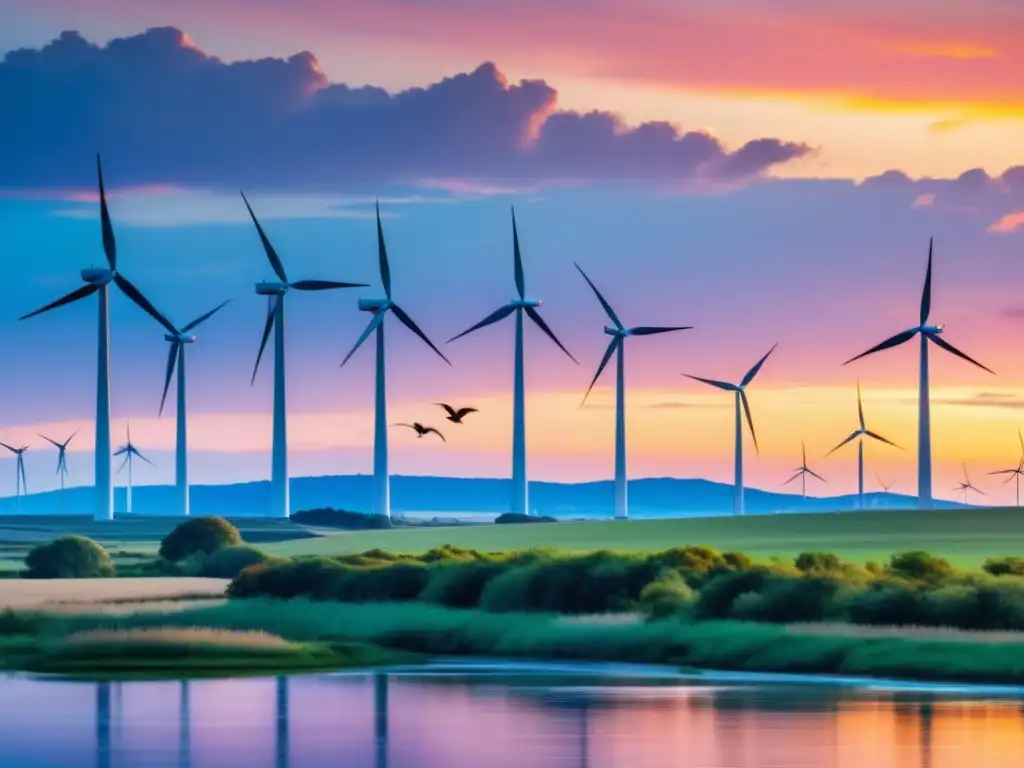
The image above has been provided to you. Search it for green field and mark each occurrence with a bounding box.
[263,508,1024,569]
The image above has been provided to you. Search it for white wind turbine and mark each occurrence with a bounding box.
[876,475,897,508]
[19,154,174,521]
[448,208,578,516]
[38,431,78,513]
[114,421,154,515]
[242,193,367,518]
[684,344,777,516]
[0,443,29,513]
[844,238,993,508]
[825,381,901,509]
[954,462,985,505]
[340,203,451,519]
[784,441,826,502]
[156,300,231,517]
[575,262,691,519]
[987,429,1024,507]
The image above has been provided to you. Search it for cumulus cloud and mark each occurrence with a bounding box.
[989,211,1024,234]
[0,27,810,190]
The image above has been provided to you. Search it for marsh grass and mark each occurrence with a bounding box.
[55,627,298,652]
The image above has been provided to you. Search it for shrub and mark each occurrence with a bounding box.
[795,552,841,575]
[195,545,278,579]
[494,513,557,524]
[842,584,927,626]
[730,576,842,623]
[159,517,242,562]
[290,508,392,530]
[23,536,115,579]
[887,551,954,583]
[639,570,695,618]
[420,562,506,608]
[722,552,755,572]
[983,557,1024,577]
[692,568,774,620]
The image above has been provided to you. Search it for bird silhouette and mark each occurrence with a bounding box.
[394,422,446,442]
[436,403,478,423]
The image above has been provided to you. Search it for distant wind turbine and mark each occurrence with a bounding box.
[113,422,155,515]
[19,155,173,522]
[157,300,231,518]
[38,431,78,513]
[684,344,777,516]
[954,462,985,505]
[825,381,901,509]
[340,203,451,519]
[242,192,367,518]
[844,238,993,509]
[448,208,578,516]
[784,441,826,501]
[575,261,692,519]
[876,474,896,508]
[988,429,1024,507]
[0,443,29,511]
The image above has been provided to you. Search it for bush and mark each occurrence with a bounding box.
[290,508,392,530]
[730,576,842,623]
[420,562,506,608]
[983,557,1024,577]
[639,570,695,618]
[692,568,774,620]
[24,536,115,579]
[195,545,278,579]
[494,513,557,524]
[159,517,242,562]
[887,551,954,583]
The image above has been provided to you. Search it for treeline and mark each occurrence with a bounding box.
[228,545,1024,632]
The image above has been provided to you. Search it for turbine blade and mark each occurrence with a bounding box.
[63,429,79,447]
[512,207,525,300]
[801,440,807,467]
[251,296,278,385]
[1019,427,1023,458]
[291,280,367,291]
[628,326,693,336]
[573,262,622,329]
[114,275,176,335]
[38,434,62,449]
[97,154,117,269]
[963,461,970,485]
[920,237,933,326]
[740,390,759,455]
[0,442,17,453]
[971,485,987,496]
[864,430,902,450]
[783,470,803,485]
[181,299,232,332]
[135,450,157,468]
[391,304,451,365]
[857,379,865,431]
[987,469,1017,476]
[806,468,827,483]
[19,459,27,494]
[525,306,578,364]
[447,304,517,343]
[340,311,385,369]
[581,338,619,407]
[240,191,288,283]
[113,446,128,457]
[376,201,392,301]
[927,333,994,374]
[682,374,737,392]
[160,341,180,416]
[19,283,100,321]
[741,342,778,387]
[116,454,129,474]
[825,431,861,457]
[843,329,917,365]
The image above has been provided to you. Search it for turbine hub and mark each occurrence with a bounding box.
[81,267,114,286]
[512,298,542,309]
[919,324,944,334]
[255,281,288,295]
[166,333,196,344]
[604,326,628,337]
[358,297,390,313]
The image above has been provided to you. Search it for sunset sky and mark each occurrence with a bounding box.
[1,1,1023,504]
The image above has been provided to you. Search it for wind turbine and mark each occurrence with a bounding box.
[340,203,451,519]
[575,262,692,519]
[876,475,896,508]
[988,429,1024,506]
[448,208,578,516]
[825,381,901,509]
[242,192,367,518]
[0,443,29,512]
[784,441,826,502]
[843,239,993,509]
[684,344,777,517]
[954,462,985,505]
[113,421,154,515]
[157,300,231,518]
[38,431,78,513]
[19,155,174,522]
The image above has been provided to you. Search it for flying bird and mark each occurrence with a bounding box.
[436,404,478,423]
[393,423,446,442]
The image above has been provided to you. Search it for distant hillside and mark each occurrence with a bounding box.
[0,475,964,518]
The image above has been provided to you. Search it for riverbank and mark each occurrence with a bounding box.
[10,599,1024,686]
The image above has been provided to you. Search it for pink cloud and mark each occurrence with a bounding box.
[988,211,1024,233]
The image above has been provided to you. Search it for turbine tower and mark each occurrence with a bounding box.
[575,262,691,519]
[784,441,826,502]
[448,208,577,516]
[19,155,173,521]
[844,239,993,509]
[988,429,1024,506]
[113,421,154,515]
[954,462,984,505]
[39,431,78,513]
[0,443,29,512]
[825,381,901,509]
[340,203,451,519]
[157,300,231,517]
[242,193,367,518]
[684,344,777,516]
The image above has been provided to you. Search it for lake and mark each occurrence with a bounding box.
[2,660,1023,767]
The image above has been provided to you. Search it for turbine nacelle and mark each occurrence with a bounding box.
[255,281,288,295]
[512,298,542,309]
[81,267,114,286]
[919,324,944,334]
[164,332,197,344]
[604,325,629,337]
[358,297,391,313]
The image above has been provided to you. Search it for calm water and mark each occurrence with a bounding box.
[2,661,1024,767]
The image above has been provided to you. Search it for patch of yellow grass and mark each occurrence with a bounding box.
[0,578,228,610]
[57,627,297,651]
[786,621,1024,644]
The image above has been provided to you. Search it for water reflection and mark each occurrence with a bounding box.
[1,666,1024,767]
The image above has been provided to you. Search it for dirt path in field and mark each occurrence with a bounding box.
[0,577,229,613]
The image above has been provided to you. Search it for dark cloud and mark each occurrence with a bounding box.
[0,27,810,189]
